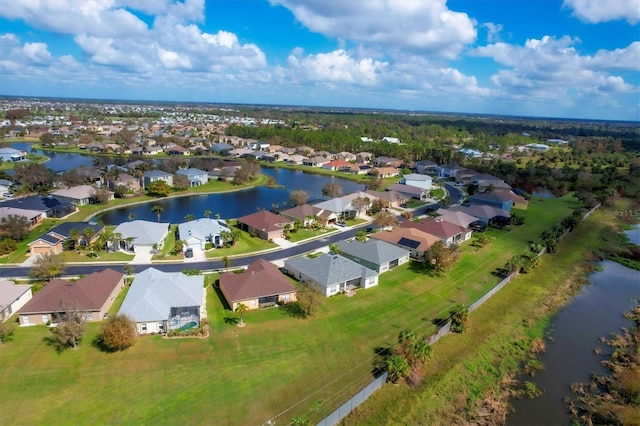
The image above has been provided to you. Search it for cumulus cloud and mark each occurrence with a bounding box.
[563,0,640,24]
[482,22,504,43]
[473,35,637,108]
[286,49,387,86]
[271,0,476,58]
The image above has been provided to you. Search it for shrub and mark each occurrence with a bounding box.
[204,242,213,250]
[0,237,17,255]
[98,315,136,352]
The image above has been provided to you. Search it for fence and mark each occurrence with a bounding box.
[315,203,603,426]
[315,372,388,426]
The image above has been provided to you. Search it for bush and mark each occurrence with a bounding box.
[204,242,213,250]
[97,315,136,352]
[0,237,17,255]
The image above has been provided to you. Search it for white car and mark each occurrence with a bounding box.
[2,193,14,198]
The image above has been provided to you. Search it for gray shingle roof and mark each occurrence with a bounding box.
[285,253,377,288]
[178,218,229,242]
[114,220,169,246]
[337,239,410,266]
[118,268,203,322]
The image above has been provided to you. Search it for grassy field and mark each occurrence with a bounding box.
[205,227,278,259]
[342,204,623,425]
[0,196,579,425]
[287,227,337,243]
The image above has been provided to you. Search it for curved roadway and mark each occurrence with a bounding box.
[0,182,465,279]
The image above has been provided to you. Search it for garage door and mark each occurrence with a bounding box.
[31,245,54,255]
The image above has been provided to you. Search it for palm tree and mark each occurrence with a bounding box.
[235,303,248,326]
[328,243,340,255]
[128,212,136,221]
[69,228,81,252]
[222,256,232,271]
[184,214,195,222]
[151,204,164,222]
[82,227,96,248]
[203,210,212,219]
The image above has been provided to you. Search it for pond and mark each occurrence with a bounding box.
[10,142,96,172]
[97,167,364,224]
[507,241,640,425]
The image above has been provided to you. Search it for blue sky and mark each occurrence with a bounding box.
[0,0,638,120]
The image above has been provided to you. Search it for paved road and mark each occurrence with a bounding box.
[0,223,370,279]
[0,191,452,279]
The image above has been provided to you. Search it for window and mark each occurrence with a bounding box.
[42,315,48,323]
[84,313,93,321]
[141,323,147,332]
[282,294,290,302]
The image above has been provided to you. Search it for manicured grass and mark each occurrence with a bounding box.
[287,227,337,242]
[62,251,135,262]
[0,196,580,425]
[0,154,48,170]
[205,229,278,259]
[343,206,618,425]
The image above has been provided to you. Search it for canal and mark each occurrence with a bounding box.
[507,226,640,425]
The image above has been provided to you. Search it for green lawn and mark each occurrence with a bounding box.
[287,227,337,243]
[0,154,48,170]
[205,229,278,259]
[62,251,135,263]
[0,196,580,425]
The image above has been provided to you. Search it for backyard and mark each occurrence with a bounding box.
[0,196,580,425]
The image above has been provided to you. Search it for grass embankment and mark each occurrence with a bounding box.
[0,196,577,425]
[342,205,625,425]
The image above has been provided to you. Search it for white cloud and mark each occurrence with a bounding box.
[271,0,476,58]
[0,0,149,38]
[473,35,637,112]
[286,49,387,86]
[563,0,640,24]
[482,22,504,43]
[21,42,52,65]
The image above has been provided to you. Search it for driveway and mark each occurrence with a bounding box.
[184,248,206,263]
[131,250,153,265]
[273,237,297,249]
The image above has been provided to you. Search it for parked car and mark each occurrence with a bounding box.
[2,192,14,198]
[185,248,194,258]
[335,221,347,227]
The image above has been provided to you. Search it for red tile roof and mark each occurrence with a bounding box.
[219,259,296,303]
[237,210,292,232]
[400,217,468,239]
[18,269,124,314]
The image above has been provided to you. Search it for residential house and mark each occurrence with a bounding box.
[313,191,376,220]
[400,173,433,191]
[321,159,352,171]
[372,156,403,168]
[336,152,356,162]
[303,156,331,167]
[236,210,293,240]
[210,143,234,154]
[208,166,238,181]
[144,146,164,155]
[401,218,472,246]
[434,208,480,229]
[336,239,410,274]
[386,183,427,200]
[0,280,32,323]
[382,136,401,144]
[0,195,76,217]
[279,204,337,227]
[28,222,104,256]
[17,269,125,326]
[176,168,208,187]
[370,227,441,258]
[469,192,513,212]
[108,173,141,192]
[455,168,478,184]
[448,204,511,225]
[178,218,230,251]
[364,190,406,208]
[0,147,27,162]
[415,160,438,175]
[143,170,174,188]
[371,167,400,178]
[435,164,463,178]
[0,206,45,228]
[219,259,297,311]
[496,190,529,210]
[51,185,113,206]
[113,220,170,253]
[227,147,255,158]
[283,154,306,165]
[284,253,379,297]
[165,145,190,156]
[118,268,204,334]
[355,152,374,164]
[458,148,483,158]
